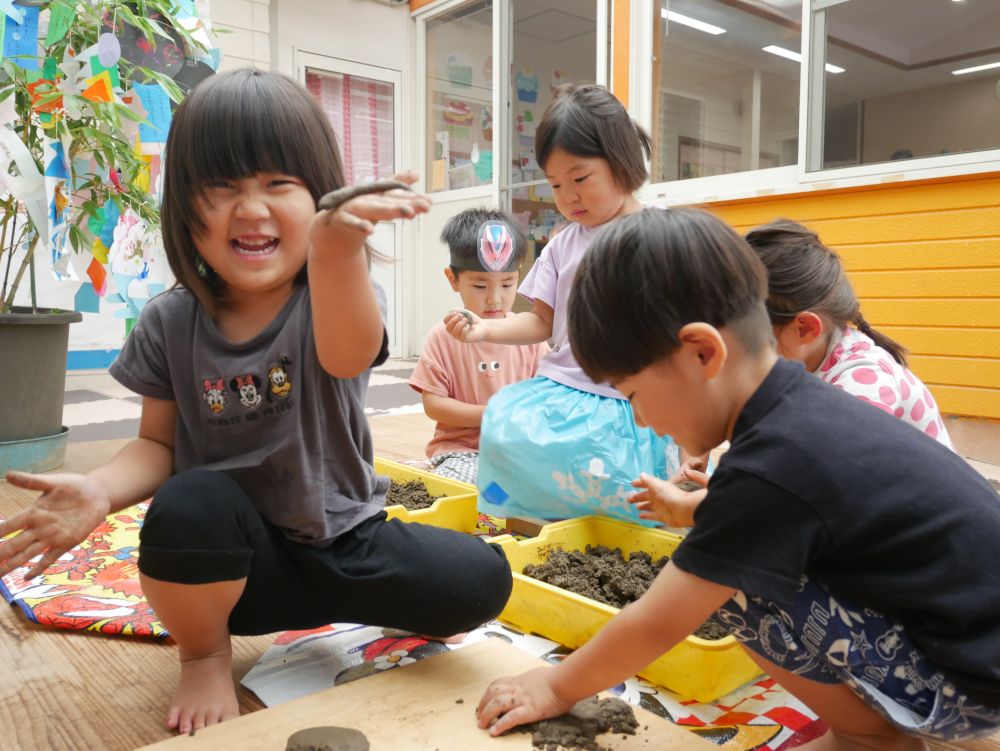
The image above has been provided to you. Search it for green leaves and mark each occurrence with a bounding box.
[0,0,208,309]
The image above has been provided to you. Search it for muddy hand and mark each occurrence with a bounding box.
[476,667,570,736]
[443,309,485,342]
[0,471,111,579]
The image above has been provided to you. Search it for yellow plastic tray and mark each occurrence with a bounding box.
[375,458,478,533]
[492,516,762,702]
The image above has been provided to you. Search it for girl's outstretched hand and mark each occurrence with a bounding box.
[312,181,431,243]
[629,470,706,528]
[0,471,112,580]
[476,667,573,737]
[443,309,487,343]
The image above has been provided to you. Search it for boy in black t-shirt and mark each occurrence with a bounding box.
[475,209,1000,750]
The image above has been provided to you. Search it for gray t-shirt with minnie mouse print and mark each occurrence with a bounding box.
[109,283,390,545]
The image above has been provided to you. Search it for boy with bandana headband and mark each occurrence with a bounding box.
[409,209,548,484]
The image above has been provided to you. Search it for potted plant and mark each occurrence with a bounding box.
[0,0,208,472]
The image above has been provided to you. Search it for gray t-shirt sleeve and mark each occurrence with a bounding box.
[109,293,175,401]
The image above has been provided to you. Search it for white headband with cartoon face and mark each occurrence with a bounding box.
[452,221,520,273]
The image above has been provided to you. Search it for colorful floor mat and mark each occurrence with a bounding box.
[242,622,825,750]
[0,501,167,638]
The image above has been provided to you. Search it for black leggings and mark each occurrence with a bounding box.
[137,469,513,637]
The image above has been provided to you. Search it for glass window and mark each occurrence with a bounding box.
[652,0,801,183]
[306,69,396,184]
[425,1,493,192]
[506,0,598,293]
[809,0,1000,171]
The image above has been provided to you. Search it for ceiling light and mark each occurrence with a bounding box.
[762,45,845,74]
[952,61,1000,75]
[661,8,726,35]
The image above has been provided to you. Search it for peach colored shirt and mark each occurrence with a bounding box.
[409,320,548,458]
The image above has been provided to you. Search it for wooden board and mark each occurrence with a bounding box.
[138,639,714,750]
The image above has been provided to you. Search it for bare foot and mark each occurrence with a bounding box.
[420,632,467,644]
[166,650,240,735]
[793,729,930,751]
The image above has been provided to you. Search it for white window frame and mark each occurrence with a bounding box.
[412,0,498,208]
[634,0,1000,207]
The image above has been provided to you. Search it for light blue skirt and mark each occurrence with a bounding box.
[477,376,680,524]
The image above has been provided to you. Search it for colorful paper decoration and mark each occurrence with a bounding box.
[81,70,113,103]
[87,256,107,295]
[132,82,171,144]
[73,282,101,313]
[96,32,120,66]
[45,3,76,45]
[3,6,40,70]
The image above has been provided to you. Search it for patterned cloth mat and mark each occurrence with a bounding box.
[0,501,166,638]
[1,503,825,749]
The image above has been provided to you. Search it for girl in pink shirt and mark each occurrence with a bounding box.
[745,219,954,449]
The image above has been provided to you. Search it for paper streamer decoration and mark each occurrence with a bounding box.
[0,0,22,24]
[0,125,50,245]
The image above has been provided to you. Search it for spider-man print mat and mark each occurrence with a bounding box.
[0,501,166,638]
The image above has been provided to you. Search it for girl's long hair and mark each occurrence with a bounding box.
[745,219,908,365]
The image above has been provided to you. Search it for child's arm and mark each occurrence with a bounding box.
[422,392,486,429]
[0,396,176,579]
[477,562,734,735]
[308,185,431,378]
[443,299,554,346]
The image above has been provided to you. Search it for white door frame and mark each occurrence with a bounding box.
[295,50,407,357]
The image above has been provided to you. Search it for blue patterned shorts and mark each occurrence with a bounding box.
[713,576,1000,740]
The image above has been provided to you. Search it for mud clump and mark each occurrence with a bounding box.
[515,696,637,751]
[524,545,728,640]
[386,479,441,510]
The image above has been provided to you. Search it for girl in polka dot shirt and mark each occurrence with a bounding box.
[745,219,954,449]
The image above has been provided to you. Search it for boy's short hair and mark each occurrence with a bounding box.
[441,208,528,276]
[569,209,772,383]
[535,83,651,194]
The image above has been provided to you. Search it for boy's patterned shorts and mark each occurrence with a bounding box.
[712,575,1000,740]
[430,451,479,486]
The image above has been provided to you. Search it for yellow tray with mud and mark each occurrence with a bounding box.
[375,458,478,533]
[492,515,762,702]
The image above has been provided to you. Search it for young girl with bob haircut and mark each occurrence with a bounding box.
[444,83,685,523]
[745,218,953,448]
[0,69,512,734]
[477,208,1000,750]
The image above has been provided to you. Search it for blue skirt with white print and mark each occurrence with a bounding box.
[476,376,681,524]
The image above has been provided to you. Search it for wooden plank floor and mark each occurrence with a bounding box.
[0,413,997,750]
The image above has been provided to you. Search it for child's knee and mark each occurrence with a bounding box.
[144,469,253,548]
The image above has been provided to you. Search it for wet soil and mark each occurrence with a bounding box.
[285,725,369,751]
[524,545,729,640]
[385,479,442,510]
[514,696,637,751]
